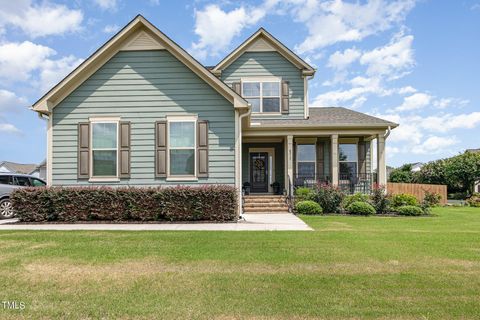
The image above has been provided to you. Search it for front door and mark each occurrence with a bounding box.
[250,152,269,193]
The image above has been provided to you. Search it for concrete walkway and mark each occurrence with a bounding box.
[0,214,312,231]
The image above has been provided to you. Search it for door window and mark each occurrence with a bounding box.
[31,178,46,187]
[0,175,11,185]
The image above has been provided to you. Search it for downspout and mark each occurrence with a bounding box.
[384,126,391,139]
[238,104,252,218]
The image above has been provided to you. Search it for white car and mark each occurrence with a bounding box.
[0,174,46,219]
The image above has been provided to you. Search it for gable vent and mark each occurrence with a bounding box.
[246,37,275,52]
[122,30,164,51]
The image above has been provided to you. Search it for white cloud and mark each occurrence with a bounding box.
[0,41,55,82]
[190,2,277,59]
[93,0,118,10]
[0,41,83,92]
[421,112,480,133]
[294,0,416,53]
[327,48,361,70]
[395,92,433,111]
[0,123,22,135]
[0,1,83,38]
[360,33,414,79]
[103,24,120,34]
[411,136,459,155]
[0,90,27,113]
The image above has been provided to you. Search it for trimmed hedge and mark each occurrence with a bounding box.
[295,200,323,215]
[396,205,424,216]
[11,185,237,222]
[346,201,376,216]
[391,193,419,208]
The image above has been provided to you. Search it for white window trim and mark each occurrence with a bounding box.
[89,118,120,182]
[338,143,358,177]
[241,77,282,114]
[296,144,316,177]
[166,116,198,181]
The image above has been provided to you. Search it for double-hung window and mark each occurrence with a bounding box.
[296,144,316,178]
[168,119,196,177]
[91,121,118,177]
[339,144,358,177]
[242,79,281,113]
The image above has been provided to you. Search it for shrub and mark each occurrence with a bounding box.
[295,187,315,202]
[11,185,237,222]
[342,193,370,210]
[346,201,376,216]
[370,185,390,214]
[423,191,442,207]
[310,184,345,214]
[295,200,323,215]
[396,205,424,216]
[466,193,480,207]
[391,193,418,208]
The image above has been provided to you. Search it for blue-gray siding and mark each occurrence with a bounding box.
[221,51,305,119]
[52,50,235,186]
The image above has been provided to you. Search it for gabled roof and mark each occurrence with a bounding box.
[32,15,248,115]
[0,161,37,174]
[212,28,316,77]
[252,107,399,129]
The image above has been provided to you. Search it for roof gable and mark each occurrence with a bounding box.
[212,28,316,77]
[32,15,248,114]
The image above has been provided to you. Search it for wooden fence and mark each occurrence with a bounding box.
[387,183,448,205]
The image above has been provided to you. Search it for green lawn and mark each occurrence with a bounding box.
[1,207,480,319]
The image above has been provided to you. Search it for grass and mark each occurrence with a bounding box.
[0,206,479,319]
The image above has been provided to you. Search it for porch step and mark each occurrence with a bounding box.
[243,195,289,213]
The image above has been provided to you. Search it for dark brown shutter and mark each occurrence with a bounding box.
[281,80,289,114]
[232,82,241,95]
[119,121,131,178]
[78,122,90,179]
[316,140,324,178]
[358,140,366,174]
[155,121,167,178]
[197,120,209,178]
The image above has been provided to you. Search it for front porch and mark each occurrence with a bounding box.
[241,133,387,196]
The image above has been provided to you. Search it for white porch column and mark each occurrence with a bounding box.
[377,134,387,186]
[331,134,339,186]
[287,135,294,184]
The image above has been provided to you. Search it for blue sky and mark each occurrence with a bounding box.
[1,0,479,167]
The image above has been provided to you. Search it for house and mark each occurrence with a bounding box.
[410,162,424,172]
[0,161,37,175]
[31,15,397,213]
[29,159,47,180]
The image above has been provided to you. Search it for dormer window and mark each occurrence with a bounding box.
[242,79,281,113]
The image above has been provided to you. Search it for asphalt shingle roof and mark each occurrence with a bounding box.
[254,107,398,128]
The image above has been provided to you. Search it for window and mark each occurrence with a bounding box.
[339,144,358,177]
[0,175,11,185]
[14,176,31,186]
[91,122,118,177]
[297,144,316,178]
[242,80,281,113]
[168,120,196,176]
[31,178,46,187]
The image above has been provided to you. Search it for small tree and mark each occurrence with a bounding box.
[389,164,415,183]
[445,152,480,195]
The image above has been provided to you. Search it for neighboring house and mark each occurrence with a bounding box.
[0,161,37,175]
[31,15,397,212]
[29,159,47,180]
[410,162,424,172]
[466,149,480,193]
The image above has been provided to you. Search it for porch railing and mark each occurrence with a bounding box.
[292,173,376,194]
[338,173,376,194]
